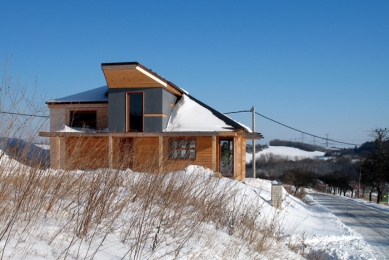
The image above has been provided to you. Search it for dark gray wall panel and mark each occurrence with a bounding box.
[108,87,179,132]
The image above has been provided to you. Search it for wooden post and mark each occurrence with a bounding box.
[158,136,164,173]
[212,136,217,171]
[108,136,113,168]
[59,137,66,169]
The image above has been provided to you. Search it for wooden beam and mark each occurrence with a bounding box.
[144,113,167,118]
[39,131,239,138]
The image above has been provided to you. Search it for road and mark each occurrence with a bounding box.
[311,192,389,259]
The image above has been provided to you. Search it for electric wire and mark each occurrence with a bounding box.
[0,110,49,118]
[1,109,360,146]
[224,109,360,146]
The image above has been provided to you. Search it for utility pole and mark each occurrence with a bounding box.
[251,106,256,179]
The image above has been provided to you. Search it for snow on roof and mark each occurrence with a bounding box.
[165,94,239,132]
[47,85,108,103]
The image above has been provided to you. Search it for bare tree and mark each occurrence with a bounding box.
[362,128,389,203]
[283,169,316,195]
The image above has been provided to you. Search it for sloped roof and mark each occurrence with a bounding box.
[165,94,252,133]
[46,85,108,104]
[101,62,188,96]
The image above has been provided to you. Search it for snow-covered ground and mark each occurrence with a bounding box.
[246,145,326,163]
[0,145,381,259]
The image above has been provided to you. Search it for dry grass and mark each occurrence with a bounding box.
[284,184,308,201]
[0,140,300,259]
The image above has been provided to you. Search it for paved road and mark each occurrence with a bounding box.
[311,192,389,259]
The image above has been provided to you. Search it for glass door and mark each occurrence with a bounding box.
[220,139,233,177]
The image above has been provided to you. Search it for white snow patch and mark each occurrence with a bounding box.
[54,124,108,133]
[246,146,326,163]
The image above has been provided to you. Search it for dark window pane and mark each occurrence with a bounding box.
[70,111,96,129]
[128,93,143,132]
[220,139,233,177]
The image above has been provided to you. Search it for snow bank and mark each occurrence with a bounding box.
[0,137,49,166]
[244,178,375,259]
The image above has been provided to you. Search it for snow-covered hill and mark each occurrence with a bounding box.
[0,143,378,259]
[246,145,326,163]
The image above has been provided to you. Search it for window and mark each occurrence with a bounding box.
[70,111,96,129]
[169,139,196,160]
[126,92,143,132]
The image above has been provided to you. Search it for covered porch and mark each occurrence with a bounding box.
[39,131,262,180]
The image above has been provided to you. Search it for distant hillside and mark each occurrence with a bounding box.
[246,145,325,163]
[269,139,326,152]
[324,140,388,158]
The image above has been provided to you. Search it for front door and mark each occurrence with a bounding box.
[220,139,233,177]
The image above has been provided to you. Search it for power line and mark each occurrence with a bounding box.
[0,110,49,118]
[224,109,360,147]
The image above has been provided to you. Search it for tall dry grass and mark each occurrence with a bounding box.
[0,137,301,259]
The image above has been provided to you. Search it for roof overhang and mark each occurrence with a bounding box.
[39,131,263,139]
[101,62,184,96]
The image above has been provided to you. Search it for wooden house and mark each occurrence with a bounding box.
[39,62,263,180]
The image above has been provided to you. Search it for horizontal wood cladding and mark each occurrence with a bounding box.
[163,136,213,173]
[132,137,160,173]
[66,137,109,169]
[103,69,182,96]
[47,134,248,180]
[48,103,108,131]
[144,113,167,118]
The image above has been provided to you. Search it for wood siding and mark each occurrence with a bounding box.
[103,69,165,88]
[48,103,108,131]
[66,137,109,169]
[49,134,248,180]
[162,136,213,173]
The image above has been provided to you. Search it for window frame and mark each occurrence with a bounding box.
[169,138,196,160]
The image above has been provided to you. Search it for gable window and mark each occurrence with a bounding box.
[169,139,196,160]
[70,111,96,129]
[126,92,143,132]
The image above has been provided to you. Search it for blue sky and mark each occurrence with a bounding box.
[1,1,388,147]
